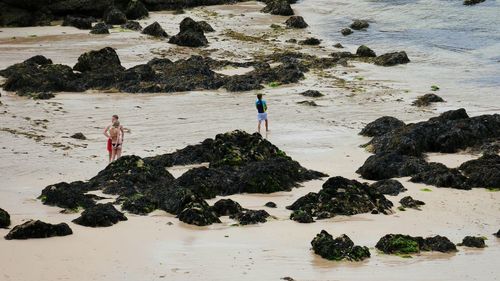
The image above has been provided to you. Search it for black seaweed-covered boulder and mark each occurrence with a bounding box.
[169,17,208,47]
[370,179,406,196]
[261,0,294,16]
[72,203,127,227]
[70,132,86,140]
[90,22,110,34]
[410,163,468,189]
[287,176,393,220]
[357,152,429,180]
[0,55,52,78]
[285,16,308,28]
[494,229,500,238]
[299,90,323,97]
[212,199,243,216]
[177,201,221,226]
[125,0,149,20]
[265,201,277,208]
[40,181,95,210]
[121,194,157,215]
[376,234,456,254]
[104,7,127,25]
[142,21,168,37]
[399,196,425,210]
[464,0,485,5]
[311,231,370,261]
[350,19,369,30]
[5,220,72,240]
[459,154,500,188]
[341,28,352,36]
[375,51,410,66]
[424,235,457,252]
[73,47,124,73]
[458,236,486,248]
[299,37,321,46]
[412,93,445,107]
[230,209,270,225]
[175,166,235,198]
[0,208,10,228]
[197,20,214,32]
[62,15,93,29]
[290,210,314,223]
[359,116,405,137]
[121,20,142,31]
[356,45,376,57]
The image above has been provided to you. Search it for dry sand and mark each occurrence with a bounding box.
[0,2,499,281]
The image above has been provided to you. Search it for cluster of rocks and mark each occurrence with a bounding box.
[261,0,295,16]
[287,176,393,223]
[376,234,457,254]
[311,230,370,261]
[355,45,411,66]
[412,93,445,107]
[357,109,500,189]
[38,130,325,227]
[341,19,369,36]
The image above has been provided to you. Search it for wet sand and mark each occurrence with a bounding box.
[0,2,499,281]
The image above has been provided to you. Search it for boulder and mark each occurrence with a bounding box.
[464,0,485,5]
[264,201,277,208]
[230,209,270,225]
[73,47,124,73]
[311,231,370,261]
[410,163,468,189]
[290,210,314,223]
[376,234,456,254]
[90,22,110,34]
[399,196,425,210]
[356,152,429,180]
[104,7,127,25]
[31,92,55,100]
[212,199,243,216]
[62,15,93,29]
[261,0,294,16]
[412,93,445,107]
[287,176,393,220]
[457,236,486,248]
[70,132,86,140]
[142,21,168,37]
[0,208,10,228]
[285,16,308,28]
[341,28,353,36]
[494,229,500,238]
[121,20,142,31]
[299,90,324,97]
[5,220,72,240]
[459,154,500,188]
[121,194,156,215]
[125,0,149,20]
[197,20,214,32]
[333,43,344,48]
[72,203,127,227]
[350,19,369,30]
[299,37,321,46]
[370,179,406,196]
[177,201,221,226]
[168,17,208,47]
[0,55,53,77]
[297,100,317,106]
[356,45,376,57]
[40,181,95,210]
[374,51,410,66]
[360,116,405,137]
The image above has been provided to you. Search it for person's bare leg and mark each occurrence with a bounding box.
[257,120,261,133]
[108,152,112,163]
[110,149,116,163]
[116,147,122,160]
[265,119,269,131]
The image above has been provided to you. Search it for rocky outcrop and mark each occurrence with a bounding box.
[374,51,410,66]
[410,163,468,189]
[341,28,353,36]
[370,179,406,196]
[350,19,369,30]
[376,234,456,254]
[399,196,425,210]
[0,208,10,228]
[457,236,486,248]
[212,199,243,216]
[311,231,370,261]
[299,38,321,46]
[5,220,72,240]
[62,15,93,29]
[72,203,127,227]
[230,209,270,225]
[287,176,393,221]
[261,0,294,16]
[90,22,110,34]
[169,17,208,47]
[40,181,96,210]
[299,90,323,97]
[356,45,376,57]
[458,154,500,188]
[360,116,406,137]
[356,152,430,180]
[104,7,127,25]
[121,20,142,31]
[285,16,308,28]
[412,93,444,107]
[142,21,168,37]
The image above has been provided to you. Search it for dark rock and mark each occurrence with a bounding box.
[458,236,486,248]
[31,92,55,100]
[360,116,405,137]
[40,181,95,210]
[287,176,393,220]
[299,90,323,97]
[341,28,353,36]
[90,22,110,34]
[357,152,429,180]
[73,47,123,73]
[464,0,485,5]
[299,37,321,46]
[410,163,468,189]
[121,20,142,31]
[376,234,456,254]
[333,43,344,48]
[285,16,308,28]
[459,154,500,188]
[264,201,277,208]
[177,201,221,226]
[286,38,297,43]
[399,196,425,210]
[350,19,369,30]
[142,21,168,37]
[0,208,10,228]
[230,209,269,225]
[261,0,294,16]
[104,7,127,25]
[0,55,52,77]
[375,51,410,66]
[311,231,370,261]
[121,194,156,215]
[412,93,445,107]
[70,132,86,140]
[494,229,500,238]
[356,45,376,57]
[370,179,406,196]
[125,0,149,20]
[169,17,208,47]
[5,220,72,240]
[424,235,457,252]
[72,203,127,227]
[62,15,93,29]
[290,209,314,223]
[212,199,243,216]
[297,100,317,106]
[197,20,214,32]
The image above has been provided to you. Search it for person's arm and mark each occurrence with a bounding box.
[264,100,268,111]
[120,126,125,142]
[103,125,110,138]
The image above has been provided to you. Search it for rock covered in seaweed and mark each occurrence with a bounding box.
[230,209,270,225]
[168,17,208,47]
[457,236,486,248]
[341,28,353,36]
[410,163,469,189]
[356,152,429,180]
[374,51,410,66]
[62,15,93,29]
[90,22,110,34]
[356,45,376,57]
[261,0,294,16]
[370,179,406,196]
[0,208,10,228]
[40,181,96,210]
[104,7,127,25]
[458,154,500,188]
[121,20,142,31]
[359,116,405,137]
[72,203,127,227]
[350,19,369,30]
[125,0,149,20]
[212,199,243,216]
[311,231,370,261]
[299,38,321,46]
[73,47,124,73]
[412,93,445,107]
[5,220,72,240]
[290,210,314,223]
[285,16,308,28]
[376,234,456,254]
[177,201,221,226]
[399,196,425,210]
[299,90,323,97]
[142,21,168,37]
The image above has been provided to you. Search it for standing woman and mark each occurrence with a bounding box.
[103,115,124,162]
[108,121,123,162]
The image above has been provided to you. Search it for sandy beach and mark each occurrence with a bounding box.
[0,1,499,281]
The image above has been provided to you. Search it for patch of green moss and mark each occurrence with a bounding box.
[431,85,440,91]
[223,29,266,43]
[420,188,432,192]
[487,187,500,192]
[397,206,406,211]
[38,195,47,202]
[388,236,420,254]
[268,81,280,88]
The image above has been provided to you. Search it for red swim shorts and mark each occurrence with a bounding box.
[107,138,112,153]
